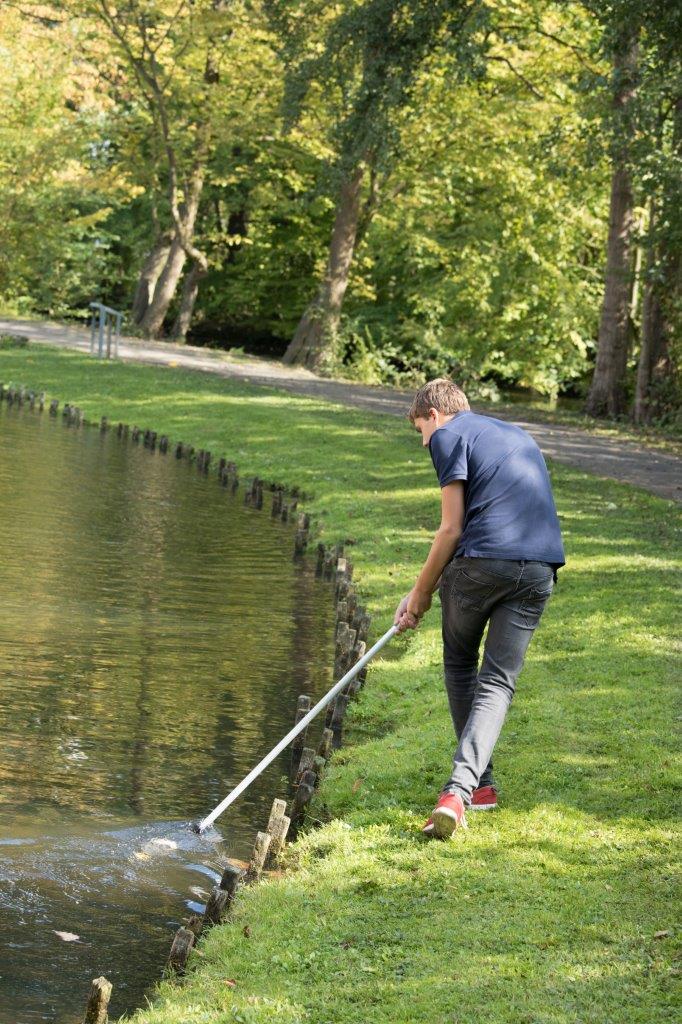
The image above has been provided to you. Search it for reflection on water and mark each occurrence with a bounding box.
[0,402,335,1022]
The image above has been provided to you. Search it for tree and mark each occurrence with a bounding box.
[267,0,488,373]
[585,21,639,417]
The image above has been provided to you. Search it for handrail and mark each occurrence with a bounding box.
[89,302,123,359]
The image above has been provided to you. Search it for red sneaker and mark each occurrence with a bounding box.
[422,792,467,839]
[471,785,498,811]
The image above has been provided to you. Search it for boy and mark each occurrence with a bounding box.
[394,378,564,839]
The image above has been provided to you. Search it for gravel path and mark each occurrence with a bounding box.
[2,317,680,503]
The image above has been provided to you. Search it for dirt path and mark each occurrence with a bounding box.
[2,316,680,503]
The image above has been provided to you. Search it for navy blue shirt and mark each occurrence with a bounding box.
[429,412,565,570]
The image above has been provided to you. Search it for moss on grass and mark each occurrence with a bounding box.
[1,346,679,1024]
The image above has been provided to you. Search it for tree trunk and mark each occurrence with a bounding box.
[170,262,205,342]
[585,31,639,418]
[634,97,681,423]
[131,231,173,325]
[139,175,204,339]
[283,165,365,372]
[139,235,188,338]
[634,266,665,424]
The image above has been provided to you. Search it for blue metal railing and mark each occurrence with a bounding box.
[89,303,123,359]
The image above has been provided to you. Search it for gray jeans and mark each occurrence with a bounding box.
[439,556,555,803]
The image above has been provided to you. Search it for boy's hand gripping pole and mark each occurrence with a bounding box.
[193,624,399,834]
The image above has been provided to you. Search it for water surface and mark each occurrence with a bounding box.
[0,402,334,1022]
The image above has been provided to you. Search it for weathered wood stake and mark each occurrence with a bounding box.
[219,861,245,897]
[291,694,312,771]
[246,831,271,883]
[203,886,231,926]
[167,927,195,974]
[317,727,334,761]
[294,746,316,783]
[82,976,113,1024]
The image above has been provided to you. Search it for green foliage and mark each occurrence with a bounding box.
[0,2,679,406]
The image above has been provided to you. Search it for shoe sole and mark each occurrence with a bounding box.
[470,803,497,811]
[431,806,466,839]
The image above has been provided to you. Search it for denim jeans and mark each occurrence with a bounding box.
[438,556,555,803]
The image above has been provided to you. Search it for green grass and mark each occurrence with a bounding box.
[1,346,680,1024]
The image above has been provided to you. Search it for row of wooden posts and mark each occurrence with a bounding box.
[81,548,368,1023]
[0,384,373,1024]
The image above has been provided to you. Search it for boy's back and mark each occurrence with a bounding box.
[429,411,564,570]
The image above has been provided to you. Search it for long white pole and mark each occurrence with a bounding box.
[194,623,399,833]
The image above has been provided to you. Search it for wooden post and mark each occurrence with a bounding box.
[203,886,231,926]
[316,543,326,576]
[291,770,317,826]
[294,746,316,783]
[159,435,169,453]
[49,399,59,416]
[317,727,334,761]
[100,416,108,432]
[264,798,290,866]
[175,441,184,458]
[131,426,140,442]
[291,694,311,772]
[219,861,245,898]
[39,391,46,411]
[331,693,350,732]
[186,914,203,939]
[82,976,113,1024]
[323,549,335,580]
[349,640,367,692]
[246,831,271,883]
[167,927,195,974]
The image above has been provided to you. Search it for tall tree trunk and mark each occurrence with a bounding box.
[139,179,204,339]
[586,30,639,418]
[634,263,666,424]
[170,262,205,342]
[634,97,681,423]
[283,165,365,372]
[139,235,188,338]
[131,231,173,325]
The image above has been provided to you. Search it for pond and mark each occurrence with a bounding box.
[0,400,335,1022]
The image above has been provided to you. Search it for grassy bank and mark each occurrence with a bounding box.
[1,345,679,1024]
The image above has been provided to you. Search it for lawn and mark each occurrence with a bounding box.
[1,345,679,1024]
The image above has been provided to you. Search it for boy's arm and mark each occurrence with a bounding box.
[395,482,465,631]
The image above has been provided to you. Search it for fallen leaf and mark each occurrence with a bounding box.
[352,778,364,794]
[223,979,237,987]
[54,931,79,942]
[654,930,671,939]
[243,925,251,938]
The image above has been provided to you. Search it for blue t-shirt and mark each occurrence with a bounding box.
[429,412,565,570]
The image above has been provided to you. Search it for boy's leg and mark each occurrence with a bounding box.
[442,614,496,788]
[443,562,554,802]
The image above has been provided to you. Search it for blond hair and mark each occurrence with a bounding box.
[408,377,469,423]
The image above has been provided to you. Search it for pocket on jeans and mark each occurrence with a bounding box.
[519,581,554,627]
[449,567,497,611]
